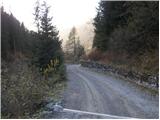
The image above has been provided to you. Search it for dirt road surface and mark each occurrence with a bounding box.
[62,64,159,119]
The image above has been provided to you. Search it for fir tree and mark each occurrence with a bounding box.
[33,1,63,72]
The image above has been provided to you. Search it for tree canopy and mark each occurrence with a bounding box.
[93,1,159,55]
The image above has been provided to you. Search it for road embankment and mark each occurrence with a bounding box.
[80,60,159,91]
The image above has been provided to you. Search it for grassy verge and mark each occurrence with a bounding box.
[1,58,67,118]
[30,80,67,118]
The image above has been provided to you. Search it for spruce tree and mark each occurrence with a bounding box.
[93,1,128,51]
[33,1,63,72]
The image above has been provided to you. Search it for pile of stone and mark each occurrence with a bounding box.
[80,60,159,90]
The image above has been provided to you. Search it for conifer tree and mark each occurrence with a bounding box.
[33,1,63,72]
[65,27,85,62]
[65,27,77,55]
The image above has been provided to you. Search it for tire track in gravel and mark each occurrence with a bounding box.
[63,64,159,119]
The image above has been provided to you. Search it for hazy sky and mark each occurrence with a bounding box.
[2,0,99,31]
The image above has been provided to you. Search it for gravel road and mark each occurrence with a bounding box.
[62,64,159,119]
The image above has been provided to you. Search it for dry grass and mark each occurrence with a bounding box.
[1,57,66,118]
[87,49,158,75]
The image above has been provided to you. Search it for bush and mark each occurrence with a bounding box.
[1,59,47,118]
[1,58,66,118]
[86,47,158,75]
[87,48,104,61]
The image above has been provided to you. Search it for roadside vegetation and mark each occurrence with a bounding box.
[1,1,66,118]
[86,1,158,76]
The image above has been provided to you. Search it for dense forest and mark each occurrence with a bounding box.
[88,1,159,75]
[1,1,66,118]
[1,7,34,59]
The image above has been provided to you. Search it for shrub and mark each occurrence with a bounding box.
[1,58,66,118]
[87,48,104,61]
